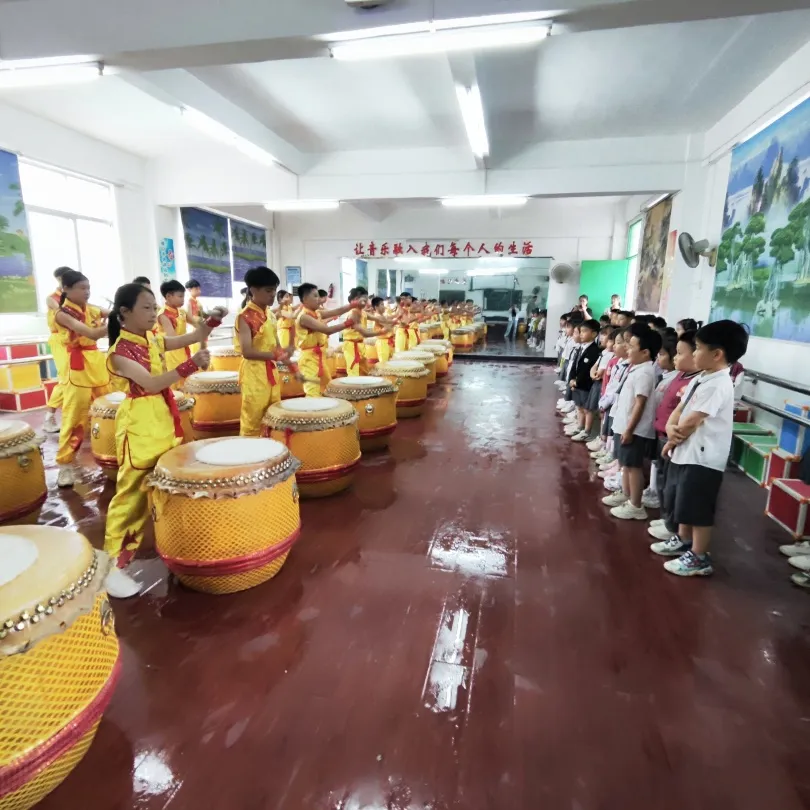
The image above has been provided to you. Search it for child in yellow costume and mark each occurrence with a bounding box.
[372,296,397,364]
[53,271,112,488]
[103,282,223,599]
[43,267,71,434]
[295,282,357,397]
[408,298,425,349]
[440,303,452,341]
[157,279,192,385]
[275,288,297,349]
[236,267,297,437]
[394,294,414,353]
[342,287,385,376]
[185,278,204,355]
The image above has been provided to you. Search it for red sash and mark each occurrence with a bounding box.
[345,338,363,369]
[265,360,277,386]
[69,344,97,371]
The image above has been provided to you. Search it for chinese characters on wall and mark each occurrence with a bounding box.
[353,240,535,258]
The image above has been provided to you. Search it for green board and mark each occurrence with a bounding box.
[579,260,630,319]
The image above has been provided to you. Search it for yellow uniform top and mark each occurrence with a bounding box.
[55,300,109,388]
[295,307,327,351]
[343,310,367,342]
[235,301,278,354]
[157,305,187,337]
[46,290,61,333]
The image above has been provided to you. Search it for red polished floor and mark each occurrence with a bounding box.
[21,362,810,809]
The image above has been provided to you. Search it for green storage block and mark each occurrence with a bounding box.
[741,439,777,486]
[731,422,774,436]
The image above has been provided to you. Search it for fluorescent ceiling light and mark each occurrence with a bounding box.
[456,85,489,158]
[467,267,518,276]
[419,268,448,275]
[442,195,528,208]
[330,22,549,60]
[263,200,340,212]
[181,107,277,166]
[736,88,810,147]
[0,62,102,88]
[394,257,426,263]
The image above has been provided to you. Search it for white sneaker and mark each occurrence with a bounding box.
[43,414,60,434]
[779,540,810,558]
[564,425,581,436]
[647,523,673,541]
[599,458,617,470]
[650,519,665,527]
[104,566,142,599]
[586,438,603,452]
[602,491,628,507]
[571,431,590,442]
[651,537,691,557]
[641,490,660,509]
[560,402,575,413]
[57,465,76,488]
[788,555,810,573]
[611,502,648,521]
[605,476,623,492]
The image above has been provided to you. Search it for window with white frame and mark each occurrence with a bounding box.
[625,217,643,309]
[19,161,122,312]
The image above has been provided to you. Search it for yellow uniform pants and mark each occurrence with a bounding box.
[442,323,451,341]
[278,326,293,350]
[395,327,409,353]
[56,383,108,465]
[47,337,68,410]
[343,340,368,377]
[376,337,394,364]
[299,348,332,397]
[408,327,420,350]
[239,361,281,437]
[104,397,179,564]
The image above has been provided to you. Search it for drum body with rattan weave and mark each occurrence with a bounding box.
[333,347,347,376]
[364,338,378,364]
[392,351,437,385]
[421,339,453,365]
[324,376,397,452]
[0,422,46,525]
[146,437,301,594]
[373,361,429,418]
[209,345,242,373]
[451,328,475,351]
[262,398,361,497]
[0,526,119,810]
[185,371,242,440]
[89,393,124,480]
[414,343,449,377]
[277,356,305,400]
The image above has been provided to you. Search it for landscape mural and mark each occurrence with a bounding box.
[0,149,36,313]
[180,207,232,297]
[710,96,810,342]
[230,221,267,283]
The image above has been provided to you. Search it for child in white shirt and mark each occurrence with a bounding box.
[658,320,750,577]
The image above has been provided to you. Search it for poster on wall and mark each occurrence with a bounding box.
[0,149,36,313]
[658,230,678,316]
[710,96,810,342]
[635,197,673,312]
[230,220,267,282]
[180,208,231,297]
[285,266,301,288]
[158,238,176,283]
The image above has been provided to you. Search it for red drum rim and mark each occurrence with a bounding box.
[296,458,360,483]
[0,491,47,524]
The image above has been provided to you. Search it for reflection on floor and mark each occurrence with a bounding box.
[23,362,810,809]
[457,338,548,361]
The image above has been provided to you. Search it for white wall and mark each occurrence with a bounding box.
[685,40,810,412]
[274,197,621,354]
[0,100,153,335]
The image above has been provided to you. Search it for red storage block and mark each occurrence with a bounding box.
[0,387,48,412]
[765,448,795,489]
[766,479,810,540]
[734,405,753,423]
[0,342,39,361]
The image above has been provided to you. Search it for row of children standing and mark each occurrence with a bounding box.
[41,266,478,599]
[555,307,749,578]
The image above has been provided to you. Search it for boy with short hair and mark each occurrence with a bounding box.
[568,319,601,442]
[656,320,749,577]
[602,323,662,520]
[157,280,191,381]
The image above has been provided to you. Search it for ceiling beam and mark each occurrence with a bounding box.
[117,68,312,176]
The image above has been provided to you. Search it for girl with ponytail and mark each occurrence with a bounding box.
[103,282,226,598]
[52,270,111,488]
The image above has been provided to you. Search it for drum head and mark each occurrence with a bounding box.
[196,437,287,467]
[279,397,341,412]
[0,534,38,588]
[192,371,238,382]
[0,419,30,437]
[379,360,424,371]
[330,376,384,387]
[104,391,127,404]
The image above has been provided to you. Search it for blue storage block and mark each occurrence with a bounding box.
[780,403,810,459]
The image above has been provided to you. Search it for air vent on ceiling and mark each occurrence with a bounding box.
[345,0,392,8]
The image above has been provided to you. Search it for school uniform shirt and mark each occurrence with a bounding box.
[572,340,600,391]
[671,368,734,472]
[607,359,630,416]
[653,370,700,436]
[601,354,619,396]
[611,360,657,439]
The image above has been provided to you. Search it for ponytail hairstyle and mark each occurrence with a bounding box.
[109,283,154,345]
[677,318,699,333]
[242,266,280,309]
[277,289,289,304]
[54,266,73,284]
[59,270,88,306]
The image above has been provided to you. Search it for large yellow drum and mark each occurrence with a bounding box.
[147,437,301,595]
[262,398,360,498]
[208,345,242,373]
[451,328,475,351]
[325,376,397,452]
[0,526,119,810]
[333,346,347,376]
[392,350,437,386]
[90,392,125,480]
[174,390,196,444]
[373,360,430,418]
[0,421,46,525]
[415,343,449,377]
[184,371,242,440]
[365,338,378,365]
[421,339,454,365]
[277,354,304,400]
